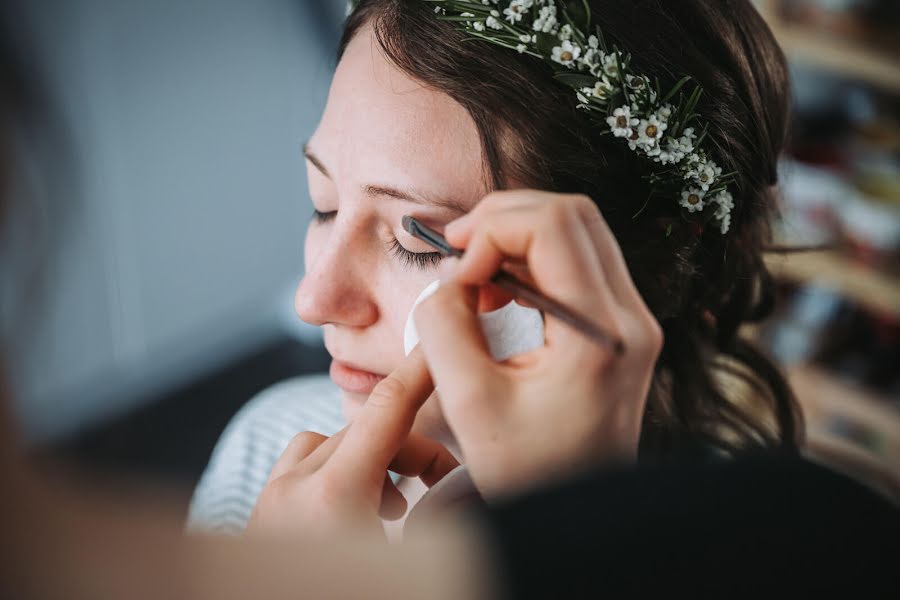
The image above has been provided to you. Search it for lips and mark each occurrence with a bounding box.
[329,359,386,394]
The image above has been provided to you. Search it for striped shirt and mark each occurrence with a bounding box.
[187,374,346,535]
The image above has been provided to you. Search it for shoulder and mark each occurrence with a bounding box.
[187,374,345,535]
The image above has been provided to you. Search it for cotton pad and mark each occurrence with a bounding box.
[403,279,545,360]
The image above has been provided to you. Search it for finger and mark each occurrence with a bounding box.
[379,474,408,521]
[388,433,460,488]
[413,280,506,428]
[452,196,621,357]
[267,431,329,482]
[444,190,549,247]
[326,348,434,485]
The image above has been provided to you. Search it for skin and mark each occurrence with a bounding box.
[297,24,491,456]
[0,15,664,597]
[251,23,663,536]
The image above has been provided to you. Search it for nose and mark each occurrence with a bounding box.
[294,227,379,329]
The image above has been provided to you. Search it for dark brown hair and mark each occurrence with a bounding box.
[342,0,803,457]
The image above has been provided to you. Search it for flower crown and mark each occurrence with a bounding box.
[347,0,737,235]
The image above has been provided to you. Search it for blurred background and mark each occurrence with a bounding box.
[2,0,898,514]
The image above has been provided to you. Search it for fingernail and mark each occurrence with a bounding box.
[439,256,461,283]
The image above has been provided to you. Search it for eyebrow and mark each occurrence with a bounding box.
[303,142,469,214]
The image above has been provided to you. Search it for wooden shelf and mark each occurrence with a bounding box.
[789,365,900,492]
[771,24,900,94]
[756,0,900,94]
[765,250,900,319]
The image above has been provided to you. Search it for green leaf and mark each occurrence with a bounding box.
[563,0,590,31]
[660,75,692,105]
[554,72,600,89]
[533,31,558,55]
[445,1,492,11]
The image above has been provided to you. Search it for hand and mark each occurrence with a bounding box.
[246,349,459,539]
[414,191,663,498]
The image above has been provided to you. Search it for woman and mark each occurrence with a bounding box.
[190,0,803,535]
[2,5,895,597]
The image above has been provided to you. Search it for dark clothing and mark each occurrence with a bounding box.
[477,455,898,598]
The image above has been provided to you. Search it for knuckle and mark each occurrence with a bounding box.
[369,376,410,408]
[647,317,664,356]
[287,431,326,457]
[566,193,595,211]
[545,200,573,228]
[261,475,293,506]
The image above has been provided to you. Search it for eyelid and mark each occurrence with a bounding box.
[388,237,443,270]
[311,209,336,224]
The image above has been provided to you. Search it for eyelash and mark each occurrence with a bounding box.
[311,209,443,270]
[389,237,443,270]
[312,209,336,224]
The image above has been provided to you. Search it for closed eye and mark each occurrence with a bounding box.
[312,209,336,224]
[388,237,443,270]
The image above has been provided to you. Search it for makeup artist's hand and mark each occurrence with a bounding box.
[246,349,458,539]
[414,191,663,499]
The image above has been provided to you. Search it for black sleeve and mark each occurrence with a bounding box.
[472,455,899,599]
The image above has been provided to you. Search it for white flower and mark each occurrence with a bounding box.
[719,213,731,234]
[607,106,639,138]
[677,127,696,153]
[580,48,599,71]
[686,155,722,191]
[533,4,558,33]
[558,24,573,41]
[504,0,533,23]
[626,74,648,91]
[655,138,685,165]
[472,20,485,31]
[636,113,667,150]
[517,43,527,53]
[486,11,503,29]
[519,33,532,43]
[682,152,702,177]
[551,40,581,67]
[601,52,620,78]
[588,34,599,49]
[712,190,734,220]
[589,77,615,101]
[680,187,706,213]
[655,125,694,165]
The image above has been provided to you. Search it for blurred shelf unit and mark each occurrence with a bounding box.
[757,0,900,94]
[789,364,900,489]
[765,250,900,319]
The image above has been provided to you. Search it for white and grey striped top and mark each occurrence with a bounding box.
[187,374,346,535]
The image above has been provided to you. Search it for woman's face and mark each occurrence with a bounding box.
[296,26,488,445]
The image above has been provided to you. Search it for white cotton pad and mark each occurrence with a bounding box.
[403,279,545,360]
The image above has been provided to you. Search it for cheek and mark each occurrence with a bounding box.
[376,270,442,353]
[303,222,325,272]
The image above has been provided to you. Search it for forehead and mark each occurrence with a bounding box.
[311,26,487,205]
